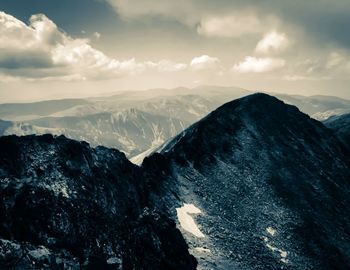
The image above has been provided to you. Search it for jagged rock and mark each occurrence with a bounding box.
[0,134,196,270]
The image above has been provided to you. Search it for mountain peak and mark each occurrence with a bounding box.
[161,93,325,160]
[212,92,300,118]
[155,94,350,269]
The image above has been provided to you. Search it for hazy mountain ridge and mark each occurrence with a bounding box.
[0,109,186,157]
[0,86,349,161]
[0,99,91,121]
[274,94,350,120]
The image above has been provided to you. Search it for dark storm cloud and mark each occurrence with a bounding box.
[0,51,53,69]
[259,0,350,48]
[106,0,350,48]
[296,11,350,48]
[3,0,350,50]
[2,0,350,48]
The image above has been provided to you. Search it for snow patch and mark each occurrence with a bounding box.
[194,247,211,253]
[263,236,289,264]
[266,226,277,236]
[60,186,69,198]
[176,203,205,238]
[281,258,289,263]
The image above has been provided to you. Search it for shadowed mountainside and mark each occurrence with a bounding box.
[324,113,350,147]
[143,93,350,269]
[0,134,196,269]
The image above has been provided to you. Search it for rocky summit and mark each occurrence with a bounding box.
[145,93,350,269]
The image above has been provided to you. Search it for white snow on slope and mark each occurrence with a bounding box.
[266,226,277,236]
[176,203,205,238]
[263,236,289,264]
[194,247,211,253]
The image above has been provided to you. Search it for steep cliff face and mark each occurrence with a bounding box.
[144,93,350,269]
[0,134,197,270]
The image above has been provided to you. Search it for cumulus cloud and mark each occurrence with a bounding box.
[0,11,188,81]
[0,12,131,79]
[255,31,289,54]
[233,56,285,73]
[0,13,56,69]
[190,55,221,71]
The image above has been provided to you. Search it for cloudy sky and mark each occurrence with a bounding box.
[1,0,350,102]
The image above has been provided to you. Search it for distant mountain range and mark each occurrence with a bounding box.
[1,86,349,161]
[1,93,349,269]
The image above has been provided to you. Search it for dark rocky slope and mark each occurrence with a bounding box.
[0,134,196,269]
[143,93,350,269]
[324,113,350,147]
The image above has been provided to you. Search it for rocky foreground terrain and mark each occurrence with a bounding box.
[0,93,350,269]
[0,135,196,269]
